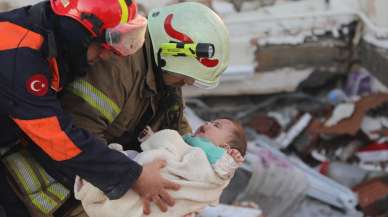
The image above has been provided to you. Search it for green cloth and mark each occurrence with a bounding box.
[183,135,225,164]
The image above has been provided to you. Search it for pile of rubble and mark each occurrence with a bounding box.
[186,65,388,217]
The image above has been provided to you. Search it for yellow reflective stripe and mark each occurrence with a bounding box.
[3,153,41,194]
[29,192,58,214]
[37,163,70,201]
[19,155,42,193]
[118,0,129,23]
[48,183,70,201]
[3,152,70,215]
[37,164,53,186]
[67,79,121,124]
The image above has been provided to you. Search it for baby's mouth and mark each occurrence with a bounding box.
[195,126,205,135]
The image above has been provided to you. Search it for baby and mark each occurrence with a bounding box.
[74,118,247,217]
[139,118,246,176]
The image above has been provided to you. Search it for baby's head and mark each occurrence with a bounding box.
[194,118,247,156]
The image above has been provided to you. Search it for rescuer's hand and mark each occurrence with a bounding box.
[132,159,180,214]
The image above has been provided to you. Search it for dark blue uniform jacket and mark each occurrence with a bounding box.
[0,5,142,199]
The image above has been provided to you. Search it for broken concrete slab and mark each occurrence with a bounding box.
[183,68,313,97]
[310,93,388,136]
[198,204,263,217]
[249,114,282,138]
[256,38,349,72]
[244,135,359,213]
[298,69,347,95]
[359,40,388,88]
[357,142,388,163]
[353,176,388,217]
[324,103,355,127]
[277,113,312,149]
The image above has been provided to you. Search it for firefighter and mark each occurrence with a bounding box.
[59,2,230,215]
[0,0,179,216]
[61,2,231,154]
[61,2,230,214]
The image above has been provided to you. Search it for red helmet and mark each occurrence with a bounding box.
[50,0,137,37]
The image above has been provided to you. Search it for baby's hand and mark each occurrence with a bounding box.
[227,149,244,166]
[137,126,154,143]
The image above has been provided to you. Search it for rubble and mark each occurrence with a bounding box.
[183,68,313,97]
[310,93,388,136]
[353,176,388,217]
[276,113,312,149]
[324,103,355,127]
[185,66,388,216]
[357,143,388,163]
[198,204,263,217]
[319,161,384,188]
[184,1,388,215]
[248,114,282,138]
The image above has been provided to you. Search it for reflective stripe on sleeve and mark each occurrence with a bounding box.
[67,79,121,124]
[2,151,70,215]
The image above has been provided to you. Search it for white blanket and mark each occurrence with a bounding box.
[74,129,230,217]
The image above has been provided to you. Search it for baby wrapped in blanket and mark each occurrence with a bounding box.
[74,118,246,217]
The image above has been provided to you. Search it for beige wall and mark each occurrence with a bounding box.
[0,0,40,11]
[359,0,388,29]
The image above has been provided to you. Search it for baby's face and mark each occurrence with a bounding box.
[194,119,235,148]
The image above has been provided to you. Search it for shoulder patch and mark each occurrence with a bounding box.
[26,74,49,96]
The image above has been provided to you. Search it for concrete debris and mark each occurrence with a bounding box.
[324,103,355,127]
[183,68,313,97]
[357,143,388,163]
[327,89,351,105]
[345,67,374,97]
[247,135,358,213]
[293,197,363,217]
[353,176,388,217]
[276,113,312,149]
[198,204,263,217]
[298,69,346,95]
[237,140,309,217]
[360,116,388,140]
[256,40,349,73]
[249,114,282,138]
[310,93,388,136]
[185,76,388,215]
[180,1,388,216]
[319,161,384,188]
[185,72,388,217]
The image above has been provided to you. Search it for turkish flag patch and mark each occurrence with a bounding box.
[26,74,49,96]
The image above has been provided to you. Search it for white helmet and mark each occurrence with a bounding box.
[147,2,230,88]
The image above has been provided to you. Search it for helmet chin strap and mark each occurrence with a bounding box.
[152,48,167,91]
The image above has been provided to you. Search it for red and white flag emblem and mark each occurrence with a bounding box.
[26,74,49,96]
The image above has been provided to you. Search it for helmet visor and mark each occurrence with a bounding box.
[105,15,147,56]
